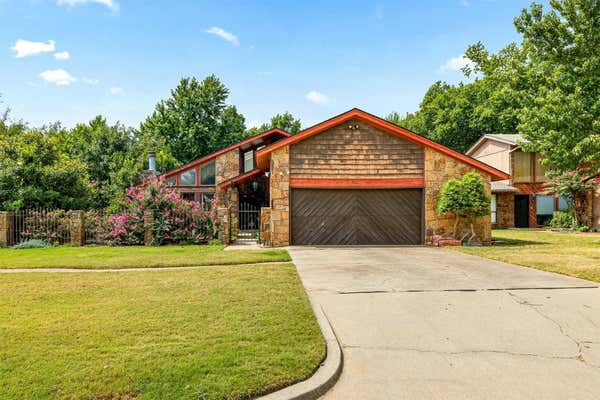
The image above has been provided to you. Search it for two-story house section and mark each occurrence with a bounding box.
[466,134,571,228]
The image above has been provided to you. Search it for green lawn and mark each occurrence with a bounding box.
[0,264,325,400]
[452,229,600,283]
[0,244,291,269]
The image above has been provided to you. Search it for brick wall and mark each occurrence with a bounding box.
[290,119,423,179]
[424,147,492,244]
[269,146,290,246]
[494,192,515,228]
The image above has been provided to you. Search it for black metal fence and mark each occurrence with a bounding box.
[13,209,72,245]
[239,203,260,232]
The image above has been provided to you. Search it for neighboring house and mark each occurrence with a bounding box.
[158,108,509,246]
[466,134,600,229]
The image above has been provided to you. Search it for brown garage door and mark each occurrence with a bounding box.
[291,188,422,245]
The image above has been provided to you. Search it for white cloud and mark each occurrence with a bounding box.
[11,39,55,58]
[56,0,119,11]
[39,69,76,86]
[109,86,124,95]
[438,54,475,73]
[204,27,239,46]
[54,51,70,60]
[305,90,329,105]
[82,77,99,85]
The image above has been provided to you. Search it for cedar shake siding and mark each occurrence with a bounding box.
[290,119,424,179]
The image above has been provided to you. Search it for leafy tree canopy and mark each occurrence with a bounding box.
[139,75,246,167]
[246,111,302,136]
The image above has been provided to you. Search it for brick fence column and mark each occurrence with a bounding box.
[217,207,230,245]
[144,210,155,246]
[69,210,85,247]
[0,211,14,247]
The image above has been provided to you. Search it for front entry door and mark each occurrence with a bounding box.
[514,195,529,228]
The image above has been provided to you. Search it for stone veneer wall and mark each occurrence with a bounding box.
[215,149,240,242]
[269,146,290,246]
[593,185,600,231]
[424,147,492,244]
[495,192,515,228]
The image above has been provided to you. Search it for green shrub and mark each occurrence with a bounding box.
[12,239,53,249]
[208,239,222,246]
[549,211,575,229]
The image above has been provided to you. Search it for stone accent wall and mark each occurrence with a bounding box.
[424,147,492,244]
[215,149,240,208]
[495,193,515,228]
[0,211,14,247]
[215,149,240,242]
[260,207,271,246]
[290,118,423,179]
[269,146,290,246]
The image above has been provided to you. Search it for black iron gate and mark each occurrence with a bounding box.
[239,203,260,232]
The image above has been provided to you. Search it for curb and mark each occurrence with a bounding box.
[256,301,343,400]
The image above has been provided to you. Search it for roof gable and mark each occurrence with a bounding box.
[256,108,509,181]
[466,134,525,156]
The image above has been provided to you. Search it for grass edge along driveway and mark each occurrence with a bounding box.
[451,229,600,283]
[0,244,291,269]
[0,263,325,400]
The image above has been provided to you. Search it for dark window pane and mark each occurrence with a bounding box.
[164,176,176,186]
[181,192,196,201]
[201,161,216,185]
[202,192,215,210]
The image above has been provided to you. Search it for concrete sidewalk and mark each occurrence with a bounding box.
[290,246,600,400]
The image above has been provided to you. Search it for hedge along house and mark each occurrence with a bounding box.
[157,109,509,246]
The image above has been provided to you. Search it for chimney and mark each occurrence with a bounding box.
[148,152,156,171]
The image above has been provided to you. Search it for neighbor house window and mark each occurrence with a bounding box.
[243,150,254,173]
[180,192,196,201]
[179,170,196,186]
[164,176,176,186]
[536,195,554,225]
[513,151,532,183]
[201,192,215,210]
[201,161,216,185]
[535,154,548,182]
[491,194,497,224]
[558,196,571,211]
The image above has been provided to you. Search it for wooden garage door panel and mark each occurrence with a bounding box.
[291,189,422,245]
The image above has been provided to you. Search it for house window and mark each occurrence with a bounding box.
[535,154,548,182]
[180,170,196,186]
[513,151,532,183]
[491,194,497,224]
[558,196,571,211]
[180,192,196,201]
[536,195,554,225]
[243,150,254,173]
[201,192,215,210]
[201,161,216,185]
[164,176,176,186]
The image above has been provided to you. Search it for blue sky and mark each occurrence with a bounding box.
[1,0,546,130]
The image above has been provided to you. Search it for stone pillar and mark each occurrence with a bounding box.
[270,146,290,247]
[144,210,155,246]
[69,210,85,247]
[217,207,230,245]
[260,207,272,246]
[0,211,14,247]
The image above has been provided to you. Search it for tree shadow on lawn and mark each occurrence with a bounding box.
[491,237,549,247]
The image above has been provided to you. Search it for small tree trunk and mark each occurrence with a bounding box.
[452,214,460,238]
[469,221,476,243]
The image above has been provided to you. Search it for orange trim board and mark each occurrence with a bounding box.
[290,178,425,189]
[217,168,263,188]
[256,108,510,181]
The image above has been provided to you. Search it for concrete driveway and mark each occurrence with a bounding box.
[289,247,600,400]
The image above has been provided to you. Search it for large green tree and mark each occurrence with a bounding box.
[58,116,139,209]
[0,115,95,210]
[246,111,302,136]
[139,75,246,166]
